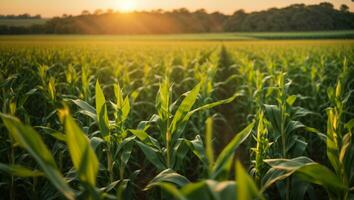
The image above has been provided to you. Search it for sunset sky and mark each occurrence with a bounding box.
[0,0,353,17]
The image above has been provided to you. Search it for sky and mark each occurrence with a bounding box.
[0,0,353,17]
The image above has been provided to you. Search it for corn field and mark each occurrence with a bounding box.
[0,40,353,200]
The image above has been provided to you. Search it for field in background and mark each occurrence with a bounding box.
[0,30,354,41]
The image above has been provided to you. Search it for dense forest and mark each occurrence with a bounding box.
[0,2,353,34]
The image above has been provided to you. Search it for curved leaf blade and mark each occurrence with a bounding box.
[0,113,75,200]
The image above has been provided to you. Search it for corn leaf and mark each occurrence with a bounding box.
[0,163,43,177]
[263,157,347,193]
[145,168,190,190]
[235,161,265,200]
[0,113,75,200]
[212,122,255,179]
[136,141,166,171]
[185,135,209,167]
[63,112,99,188]
[95,80,110,138]
[146,182,187,200]
[170,83,201,135]
[205,117,214,173]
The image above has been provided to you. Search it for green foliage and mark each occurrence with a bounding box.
[0,113,75,200]
[0,40,353,199]
[60,108,99,189]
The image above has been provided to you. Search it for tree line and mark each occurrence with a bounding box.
[0,13,42,19]
[0,2,353,34]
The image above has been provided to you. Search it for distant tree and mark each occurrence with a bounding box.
[19,13,31,19]
[340,4,349,12]
[173,8,190,14]
[319,2,334,9]
[94,9,103,15]
[195,9,207,14]
[151,9,164,14]
[106,9,114,14]
[81,10,90,15]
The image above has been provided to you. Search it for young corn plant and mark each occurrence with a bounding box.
[185,117,255,180]
[143,160,264,200]
[71,80,135,183]
[0,111,92,199]
[144,117,264,200]
[250,111,270,187]
[261,72,321,199]
[262,78,354,200]
[129,80,241,172]
[0,106,134,199]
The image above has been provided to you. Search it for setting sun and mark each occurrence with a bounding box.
[117,0,137,12]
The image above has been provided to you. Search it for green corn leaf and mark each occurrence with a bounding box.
[181,181,216,200]
[145,168,190,190]
[296,164,347,192]
[95,80,110,138]
[174,92,241,141]
[263,157,347,193]
[304,127,326,141]
[170,83,201,135]
[186,92,242,119]
[136,141,166,171]
[114,83,124,109]
[48,77,56,101]
[235,161,265,200]
[326,108,340,174]
[36,126,67,142]
[286,95,297,106]
[156,79,171,121]
[95,81,105,113]
[62,111,99,188]
[205,117,214,173]
[117,179,129,200]
[71,99,96,120]
[212,122,255,179]
[185,135,209,168]
[339,132,351,163]
[0,163,43,177]
[263,104,281,133]
[147,179,236,200]
[129,129,149,141]
[121,96,130,122]
[146,182,187,200]
[129,129,160,148]
[203,180,236,200]
[181,180,236,200]
[0,113,75,200]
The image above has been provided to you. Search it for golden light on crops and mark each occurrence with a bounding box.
[117,0,137,12]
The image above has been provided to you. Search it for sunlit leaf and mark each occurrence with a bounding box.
[61,110,99,188]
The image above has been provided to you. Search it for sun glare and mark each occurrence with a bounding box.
[117,0,137,12]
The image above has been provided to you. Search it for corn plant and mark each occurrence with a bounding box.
[262,77,354,200]
[144,117,263,200]
[130,80,241,172]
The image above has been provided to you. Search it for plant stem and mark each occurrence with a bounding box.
[107,144,113,182]
[10,137,15,200]
[166,131,171,168]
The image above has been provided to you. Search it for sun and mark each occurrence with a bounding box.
[117,0,137,12]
